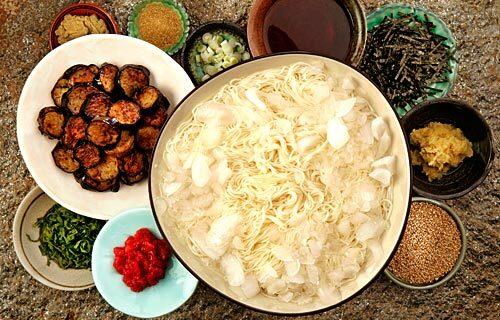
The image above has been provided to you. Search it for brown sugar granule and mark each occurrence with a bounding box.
[137,3,183,49]
[388,202,462,285]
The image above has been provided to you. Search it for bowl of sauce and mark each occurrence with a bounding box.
[247,0,366,66]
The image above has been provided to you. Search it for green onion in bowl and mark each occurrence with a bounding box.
[189,30,251,83]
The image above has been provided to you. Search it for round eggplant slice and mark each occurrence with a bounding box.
[52,143,80,173]
[62,84,100,115]
[94,63,119,94]
[118,65,150,97]
[61,116,88,148]
[105,130,135,158]
[134,86,162,111]
[77,174,119,192]
[109,100,141,125]
[141,105,168,128]
[51,78,72,107]
[121,171,146,185]
[66,65,98,86]
[88,64,99,75]
[74,141,102,168]
[86,155,120,182]
[136,126,160,151]
[82,92,112,119]
[37,106,66,139]
[86,119,121,147]
[120,150,147,177]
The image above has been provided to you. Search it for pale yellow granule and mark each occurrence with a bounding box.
[55,14,108,44]
[410,122,473,181]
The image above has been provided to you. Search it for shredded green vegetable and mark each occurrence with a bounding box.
[29,204,105,269]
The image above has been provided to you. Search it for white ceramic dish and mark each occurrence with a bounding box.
[149,53,412,315]
[17,34,194,220]
[12,186,95,291]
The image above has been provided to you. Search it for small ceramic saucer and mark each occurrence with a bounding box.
[92,207,198,318]
[12,186,94,291]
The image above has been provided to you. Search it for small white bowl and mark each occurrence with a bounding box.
[17,34,194,220]
[12,186,94,291]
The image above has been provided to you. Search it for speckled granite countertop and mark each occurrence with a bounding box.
[0,0,498,319]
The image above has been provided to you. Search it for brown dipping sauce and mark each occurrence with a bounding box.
[263,0,353,61]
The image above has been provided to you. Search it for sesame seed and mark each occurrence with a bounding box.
[388,201,462,285]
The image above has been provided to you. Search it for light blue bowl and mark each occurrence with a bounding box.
[92,207,198,318]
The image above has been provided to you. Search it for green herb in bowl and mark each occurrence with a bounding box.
[189,31,251,83]
[29,204,105,269]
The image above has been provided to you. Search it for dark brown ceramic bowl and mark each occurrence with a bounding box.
[180,21,250,85]
[401,98,495,199]
[49,3,120,50]
[247,0,367,66]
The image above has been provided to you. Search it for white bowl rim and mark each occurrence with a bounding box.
[17,34,193,220]
[148,52,413,316]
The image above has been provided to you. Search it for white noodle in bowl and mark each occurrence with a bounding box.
[149,54,411,315]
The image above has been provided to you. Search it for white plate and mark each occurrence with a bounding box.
[12,186,95,291]
[17,34,194,220]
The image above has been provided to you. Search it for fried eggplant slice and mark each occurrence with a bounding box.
[74,140,102,168]
[109,100,141,125]
[82,92,112,119]
[51,78,72,107]
[118,65,150,97]
[65,65,98,86]
[37,106,66,139]
[136,126,160,151]
[75,172,119,192]
[104,130,135,158]
[52,143,80,173]
[134,86,162,111]
[141,105,168,128]
[86,119,121,147]
[94,63,119,94]
[88,64,99,75]
[86,155,120,182]
[61,116,87,148]
[120,150,147,185]
[62,84,100,115]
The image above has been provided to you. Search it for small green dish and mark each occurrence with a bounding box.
[128,0,190,55]
[384,197,467,290]
[366,4,458,117]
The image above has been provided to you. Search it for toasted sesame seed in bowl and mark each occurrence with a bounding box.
[385,197,467,290]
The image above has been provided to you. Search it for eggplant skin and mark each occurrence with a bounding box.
[109,100,142,125]
[82,92,112,120]
[134,85,162,111]
[37,106,66,139]
[94,63,119,94]
[75,171,120,192]
[51,78,72,107]
[86,119,121,147]
[120,150,147,185]
[74,140,102,169]
[52,143,80,173]
[141,104,169,128]
[62,84,100,115]
[86,155,120,182]
[136,126,160,151]
[118,65,150,97]
[61,116,88,149]
[105,130,135,158]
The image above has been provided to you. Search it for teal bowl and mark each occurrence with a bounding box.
[366,4,458,117]
[92,207,198,318]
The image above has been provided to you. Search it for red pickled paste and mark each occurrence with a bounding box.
[113,228,170,292]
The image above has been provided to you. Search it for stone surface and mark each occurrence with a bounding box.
[0,0,498,319]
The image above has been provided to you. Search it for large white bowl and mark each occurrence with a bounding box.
[149,54,412,315]
[17,34,194,220]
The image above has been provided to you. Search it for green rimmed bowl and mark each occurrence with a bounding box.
[384,197,467,290]
[128,0,190,55]
[366,4,458,117]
